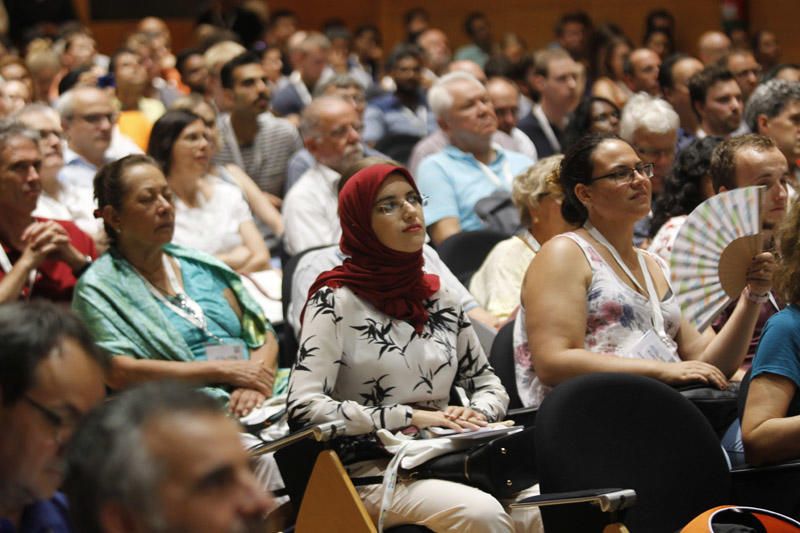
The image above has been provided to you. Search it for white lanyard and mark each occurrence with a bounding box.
[134,255,223,343]
[585,223,667,339]
[517,230,541,253]
[0,245,37,300]
[476,157,512,189]
[532,104,561,153]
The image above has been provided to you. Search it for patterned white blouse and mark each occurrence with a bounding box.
[287,285,509,435]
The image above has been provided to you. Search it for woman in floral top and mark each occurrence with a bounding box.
[287,164,522,532]
[513,134,775,409]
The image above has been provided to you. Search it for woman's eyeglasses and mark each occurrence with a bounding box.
[374,193,428,215]
[590,162,655,186]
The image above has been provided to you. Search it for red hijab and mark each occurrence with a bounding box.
[301,164,440,333]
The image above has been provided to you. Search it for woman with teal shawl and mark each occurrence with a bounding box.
[72,155,280,417]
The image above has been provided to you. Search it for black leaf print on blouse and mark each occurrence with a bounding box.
[294,336,319,372]
[322,376,334,397]
[309,288,343,324]
[351,318,405,360]
[427,304,459,336]
[457,310,472,331]
[457,341,480,377]
[433,351,454,376]
[360,374,395,406]
[413,365,435,395]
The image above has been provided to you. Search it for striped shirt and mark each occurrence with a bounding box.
[214,112,303,197]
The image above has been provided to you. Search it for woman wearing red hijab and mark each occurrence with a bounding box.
[288,164,516,532]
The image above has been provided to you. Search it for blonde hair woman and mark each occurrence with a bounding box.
[469,155,575,321]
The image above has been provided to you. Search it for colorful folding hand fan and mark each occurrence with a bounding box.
[669,186,765,331]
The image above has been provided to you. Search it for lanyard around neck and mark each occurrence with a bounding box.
[134,255,223,343]
[0,244,37,300]
[585,223,667,338]
[476,155,512,189]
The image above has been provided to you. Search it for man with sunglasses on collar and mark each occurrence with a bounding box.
[0,302,108,533]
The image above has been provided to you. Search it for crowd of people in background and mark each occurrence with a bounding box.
[1,1,800,531]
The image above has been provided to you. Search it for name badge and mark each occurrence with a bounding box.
[205,343,244,361]
[628,329,676,363]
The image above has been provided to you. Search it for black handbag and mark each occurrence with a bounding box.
[407,426,537,499]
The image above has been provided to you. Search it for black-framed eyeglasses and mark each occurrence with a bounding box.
[591,162,655,185]
[23,395,74,443]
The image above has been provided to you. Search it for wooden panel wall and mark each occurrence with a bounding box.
[77,0,799,63]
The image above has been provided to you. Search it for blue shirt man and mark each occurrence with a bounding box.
[418,71,534,245]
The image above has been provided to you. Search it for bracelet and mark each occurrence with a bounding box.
[744,286,770,304]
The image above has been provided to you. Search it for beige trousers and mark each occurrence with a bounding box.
[351,460,543,533]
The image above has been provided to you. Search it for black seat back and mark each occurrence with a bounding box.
[436,230,507,286]
[535,373,731,533]
[488,320,523,409]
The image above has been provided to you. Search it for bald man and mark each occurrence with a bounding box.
[698,31,731,65]
[624,48,662,96]
[486,77,537,159]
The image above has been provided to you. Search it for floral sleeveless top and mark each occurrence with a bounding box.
[513,232,682,408]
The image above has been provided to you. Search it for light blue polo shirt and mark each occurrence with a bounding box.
[417,145,534,231]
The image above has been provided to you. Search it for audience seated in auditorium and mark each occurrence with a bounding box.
[417,28,451,83]
[707,135,789,365]
[618,92,680,243]
[623,48,662,97]
[0,123,95,303]
[56,86,141,242]
[469,156,573,321]
[562,96,620,152]
[282,96,363,256]
[170,94,284,241]
[16,104,92,236]
[517,48,580,158]
[285,74,382,190]
[486,77,538,160]
[363,44,436,150]
[752,30,781,72]
[109,47,164,151]
[697,31,731,66]
[65,382,274,533]
[287,162,540,531]
[148,110,271,272]
[648,136,722,262]
[688,64,746,140]
[286,155,500,333]
[659,53,705,148]
[175,47,209,97]
[454,12,494,69]
[643,28,673,61]
[214,52,302,205]
[719,49,762,104]
[203,40,246,114]
[591,32,633,110]
[741,201,800,465]
[271,32,332,122]
[72,155,279,417]
[745,80,800,183]
[553,12,593,65]
[514,133,774,408]
[417,71,533,245]
[0,302,107,533]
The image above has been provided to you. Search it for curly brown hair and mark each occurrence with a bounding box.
[775,199,800,304]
